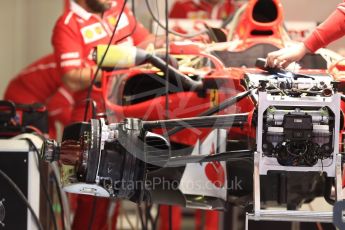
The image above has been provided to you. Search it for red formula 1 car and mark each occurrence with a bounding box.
[43,0,345,228]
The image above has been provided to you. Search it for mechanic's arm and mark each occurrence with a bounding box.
[267,4,345,68]
[46,86,75,125]
[61,66,101,92]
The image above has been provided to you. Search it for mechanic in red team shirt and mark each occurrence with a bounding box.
[267,1,345,68]
[53,0,153,122]
[4,54,73,138]
[52,0,155,229]
[170,0,236,20]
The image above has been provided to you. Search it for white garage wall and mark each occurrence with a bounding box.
[0,0,62,99]
[281,0,338,21]
[281,0,345,51]
[130,0,175,31]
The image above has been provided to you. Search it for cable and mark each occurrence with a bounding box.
[168,205,172,230]
[153,204,160,230]
[226,3,247,41]
[83,0,128,121]
[137,205,147,230]
[50,169,66,230]
[154,0,160,47]
[144,0,208,38]
[120,202,135,230]
[145,202,149,230]
[324,177,335,205]
[0,168,44,230]
[24,125,44,136]
[116,0,137,44]
[341,95,345,102]
[164,0,169,120]
[144,54,203,90]
[144,204,160,230]
[81,98,98,120]
[307,204,324,230]
[221,13,235,29]
[88,196,98,230]
[131,0,134,13]
[23,138,58,230]
[51,162,71,230]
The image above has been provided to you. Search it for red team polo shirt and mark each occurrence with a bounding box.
[5,55,61,104]
[52,0,150,121]
[4,54,74,133]
[169,0,235,20]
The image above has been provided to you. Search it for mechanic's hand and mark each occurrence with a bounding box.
[266,43,310,69]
